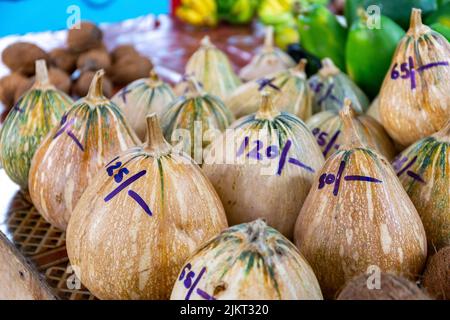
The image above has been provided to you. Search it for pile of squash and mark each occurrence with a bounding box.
[0,9,449,300]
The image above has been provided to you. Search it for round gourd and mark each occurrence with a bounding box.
[294,98,427,299]
[162,76,234,162]
[392,121,450,250]
[112,69,175,140]
[226,59,313,120]
[29,70,140,230]
[308,58,369,114]
[66,114,228,299]
[0,60,72,188]
[175,36,241,100]
[203,91,324,238]
[306,105,396,160]
[171,220,323,300]
[379,9,450,147]
[239,26,296,82]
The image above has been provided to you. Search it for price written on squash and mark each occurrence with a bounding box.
[311,127,341,157]
[236,136,315,175]
[103,157,153,216]
[390,56,449,90]
[319,160,382,196]
[392,155,425,183]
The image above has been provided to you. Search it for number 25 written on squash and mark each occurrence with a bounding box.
[103,157,153,217]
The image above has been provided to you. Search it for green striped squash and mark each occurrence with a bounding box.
[162,77,234,161]
[308,58,369,114]
[171,220,323,300]
[29,70,140,230]
[203,92,324,238]
[0,60,73,188]
[112,69,175,140]
[66,114,227,299]
[175,36,241,100]
[393,121,450,251]
[226,59,313,120]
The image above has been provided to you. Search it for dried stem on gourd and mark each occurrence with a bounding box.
[33,59,52,89]
[86,69,107,102]
[319,58,340,77]
[200,36,214,48]
[408,8,429,37]
[255,90,280,120]
[295,59,307,73]
[264,26,274,51]
[148,69,161,87]
[340,98,364,149]
[145,113,171,155]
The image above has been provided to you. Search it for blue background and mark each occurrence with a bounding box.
[0,0,170,36]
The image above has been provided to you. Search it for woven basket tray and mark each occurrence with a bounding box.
[0,190,95,300]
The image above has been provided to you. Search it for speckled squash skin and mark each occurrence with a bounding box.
[379,9,450,147]
[203,93,324,238]
[29,70,140,230]
[227,59,313,120]
[176,36,241,100]
[239,26,296,82]
[66,115,228,300]
[171,220,323,300]
[162,77,234,160]
[308,58,369,114]
[306,107,396,160]
[0,60,72,188]
[294,99,427,299]
[112,70,175,140]
[393,122,450,251]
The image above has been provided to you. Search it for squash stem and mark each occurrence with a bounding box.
[34,59,50,86]
[264,26,274,50]
[145,114,171,154]
[255,90,280,120]
[408,8,428,37]
[86,69,105,100]
[319,58,340,77]
[340,98,364,149]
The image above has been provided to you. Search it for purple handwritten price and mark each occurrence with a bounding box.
[318,160,382,196]
[311,128,341,157]
[392,155,425,183]
[309,81,342,107]
[53,114,84,151]
[236,137,315,175]
[178,263,215,300]
[103,157,153,216]
[390,56,449,90]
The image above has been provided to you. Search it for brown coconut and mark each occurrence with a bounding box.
[111,44,139,63]
[337,272,430,300]
[0,73,30,107]
[108,55,153,85]
[422,246,450,300]
[1,42,48,76]
[67,21,103,53]
[72,71,112,97]
[49,48,78,73]
[76,48,111,72]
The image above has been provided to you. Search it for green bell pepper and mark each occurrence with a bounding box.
[298,4,347,71]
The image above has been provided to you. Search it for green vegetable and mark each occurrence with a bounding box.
[298,4,347,71]
[346,12,405,98]
[218,0,258,24]
[345,0,438,29]
[426,2,450,26]
[430,22,450,40]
